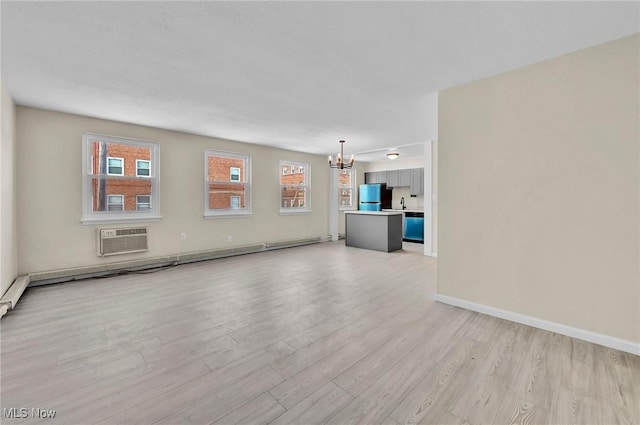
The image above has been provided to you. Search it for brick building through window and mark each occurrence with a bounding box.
[207,154,247,210]
[280,162,308,209]
[338,169,354,208]
[91,141,152,212]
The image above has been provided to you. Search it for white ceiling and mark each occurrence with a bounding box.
[2,2,638,160]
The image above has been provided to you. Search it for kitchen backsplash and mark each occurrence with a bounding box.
[391,187,424,210]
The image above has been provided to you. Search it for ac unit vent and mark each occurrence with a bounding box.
[98,227,149,256]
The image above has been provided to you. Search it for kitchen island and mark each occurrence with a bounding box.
[344,211,403,252]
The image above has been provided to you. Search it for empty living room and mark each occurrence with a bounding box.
[1,2,638,424]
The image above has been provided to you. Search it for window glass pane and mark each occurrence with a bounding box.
[137,161,150,176]
[339,170,351,187]
[280,161,308,210]
[89,141,152,176]
[107,195,123,211]
[91,178,152,212]
[206,151,250,214]
[136,194,151,211]
[84,135,159,222]
[230,196,240,209]
[208,183,246,210]
[208,154,245,183]
[339,170,354,208]
[230,167,240,181]
[281,185,306,208]
[107,158,123,175]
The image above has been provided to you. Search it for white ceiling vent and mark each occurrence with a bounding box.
[98,227,149,256]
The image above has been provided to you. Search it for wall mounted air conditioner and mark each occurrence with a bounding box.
[98,227,149,256]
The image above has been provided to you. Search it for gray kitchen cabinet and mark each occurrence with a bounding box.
[398,169,411,187]
[364,171,387,184]
[386,170,399,187]
[410,167,424,196]
[364,172,373,184]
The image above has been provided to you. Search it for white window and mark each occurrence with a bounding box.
[107,157,124,176]
[230,167,240,182]
[280,160,310,214]
[205,150,251,217]
[136,160,151,177]
[339,169,356,210]
[82,134,160,224]
[107,195,124,211]
[136,195,151,211]
[230,196,241,209]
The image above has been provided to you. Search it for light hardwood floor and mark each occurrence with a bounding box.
[1,241,638,425]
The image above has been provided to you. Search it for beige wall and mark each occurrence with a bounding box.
[439,34,640,343]
[1,83,18,296]
[16,107,330,274]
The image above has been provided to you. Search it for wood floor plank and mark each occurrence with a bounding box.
[268,382,353,425]
[96,342,291,425]
[211,392,285,425]
[325,313,497,425]
[445,321,536,424]
[386,314,503,425]
[268,296,433,409]
[1,242,637,425]
[2,353,147,408]
[332,303,462,398]
[490,329,565,425]
[270,285,426,380]
[21,360,211,425]
[595,345,639,424]
[154,367,283,425]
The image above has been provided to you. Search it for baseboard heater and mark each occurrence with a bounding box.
[27,236,330,287]
[0,275,30,318]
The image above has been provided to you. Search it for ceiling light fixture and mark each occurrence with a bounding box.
[386,152,400,160]
[328,140,355,169]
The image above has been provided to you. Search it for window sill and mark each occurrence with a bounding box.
[81,215,162,225]
[204,212,253,219]
[279,210,312,215]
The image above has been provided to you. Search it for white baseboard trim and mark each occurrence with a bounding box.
[434,294,640,356]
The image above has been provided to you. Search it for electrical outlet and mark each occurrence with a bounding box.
[227,235,232,242]
[180,232,187,240]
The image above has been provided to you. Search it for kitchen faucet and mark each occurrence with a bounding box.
[400,197,406,210]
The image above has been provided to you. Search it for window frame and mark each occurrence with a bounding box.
[230,167,241,182]
[230,195,241,209]
[204,150,252,218]
[107,156,124,176]
[82,134,161,225]
[279,160,311,215]
[338,168,357,211]
[136,159,151,177]
[107,194,124,211]
[136,195,152,211]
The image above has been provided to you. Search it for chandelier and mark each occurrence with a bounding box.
[328,140,355,169]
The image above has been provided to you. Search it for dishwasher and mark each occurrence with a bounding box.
[403,212,424,243]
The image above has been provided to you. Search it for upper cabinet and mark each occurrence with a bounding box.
[364,171,387,184]
[410,168,424,196]
[398,169,411,187]
[364,168,424,196]
[386,170,399,187]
